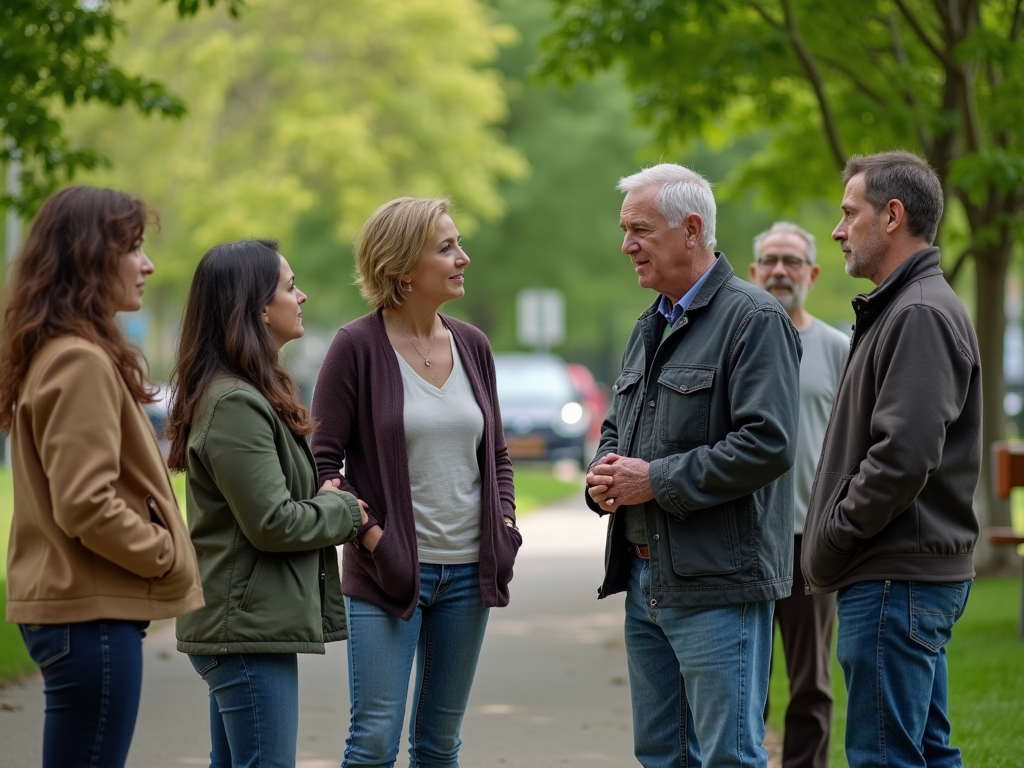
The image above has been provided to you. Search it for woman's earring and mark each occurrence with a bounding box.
[401,282,412,292]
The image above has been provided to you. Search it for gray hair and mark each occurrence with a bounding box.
[617,164,717,249]
[753,221,817,265]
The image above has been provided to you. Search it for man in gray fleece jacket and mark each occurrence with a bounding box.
[802,150,980,768]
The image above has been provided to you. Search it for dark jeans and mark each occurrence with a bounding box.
[767,535,836,768]
[19,619,148,768]
[837,580,971,768]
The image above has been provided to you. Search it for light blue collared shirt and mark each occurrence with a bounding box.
[656,257,717,326]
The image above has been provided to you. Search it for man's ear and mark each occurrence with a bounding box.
[884,199,907,235]
[684,213,704,246]
[807,263,821,289]
[748,263,758,282]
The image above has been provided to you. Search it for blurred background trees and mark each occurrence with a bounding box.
[5,0,1024,548]
[538,0,1024,557]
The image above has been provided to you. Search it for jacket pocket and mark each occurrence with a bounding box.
[239,554,266,612]
[665,502,741,576]
[656,365,716,448]
[365,526,415,601]
[19,624,71,669]
[804,473,857,587]
[606,370,643,455]
[494,518,523,591]
[145,495,168,529]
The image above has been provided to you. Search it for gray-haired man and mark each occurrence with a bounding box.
[749,222,848,768]
[585,163,801,767]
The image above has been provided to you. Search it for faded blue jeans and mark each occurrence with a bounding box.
[837,579,971,768]
[188,652,299,768]
[19,619,148,768]
[343,563,490,768]
[625,556,774,768]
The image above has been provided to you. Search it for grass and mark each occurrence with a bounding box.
[511,463,581,513]
[0,462,578,683]
[767,575,1024,767]
[0,465,33,679]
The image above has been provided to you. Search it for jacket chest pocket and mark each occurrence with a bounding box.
[656,365,716,448]
[611,369,644,450]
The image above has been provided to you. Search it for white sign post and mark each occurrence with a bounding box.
[516,288,565,352]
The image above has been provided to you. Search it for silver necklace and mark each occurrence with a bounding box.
[388,316,437,369]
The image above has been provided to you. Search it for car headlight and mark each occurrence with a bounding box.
[552,402,589,437]
[561,402,584,424]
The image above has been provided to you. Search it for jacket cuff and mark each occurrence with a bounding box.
[648,457,690,521]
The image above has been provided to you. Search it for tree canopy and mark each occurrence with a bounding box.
[64,0,526,330]
[540,0,1024,538]
[0,0,247,212]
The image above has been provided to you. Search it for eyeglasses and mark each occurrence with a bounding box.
[755,255,810,271]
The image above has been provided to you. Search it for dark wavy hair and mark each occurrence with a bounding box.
[165,239,314,471]
[0,185,156,433]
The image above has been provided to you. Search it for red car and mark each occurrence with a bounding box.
[566,362,610,444]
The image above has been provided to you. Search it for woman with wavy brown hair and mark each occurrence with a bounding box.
[167,239,366,767]
[0,185,204,768]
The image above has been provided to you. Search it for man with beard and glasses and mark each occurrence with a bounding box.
[803,151,981,768]
[749,222,848,768]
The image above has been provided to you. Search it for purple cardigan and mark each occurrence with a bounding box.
[310,309,521,620]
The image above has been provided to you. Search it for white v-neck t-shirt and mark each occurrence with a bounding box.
[395,336,484,563]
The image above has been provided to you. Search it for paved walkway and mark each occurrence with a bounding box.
[0,496,640,767]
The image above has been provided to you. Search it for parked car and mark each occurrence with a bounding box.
[493,353,589,463]
[566,362,610,444]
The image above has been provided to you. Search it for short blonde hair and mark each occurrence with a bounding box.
[355,196,451,309]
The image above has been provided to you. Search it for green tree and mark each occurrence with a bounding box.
[462,0,655,379]
[540,0,1024,544]
[65,0,526,359]
[0,0,244,212]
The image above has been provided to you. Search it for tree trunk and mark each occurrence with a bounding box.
[973,244,1013,570]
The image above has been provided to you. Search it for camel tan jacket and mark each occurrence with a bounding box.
[6,336,204,624]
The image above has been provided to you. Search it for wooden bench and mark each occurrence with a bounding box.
[989,441,1024,638]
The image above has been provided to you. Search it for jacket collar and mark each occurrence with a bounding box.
[639,252,734,320]
[851,246,942,319]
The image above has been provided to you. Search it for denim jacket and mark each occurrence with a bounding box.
[587,254,802,607]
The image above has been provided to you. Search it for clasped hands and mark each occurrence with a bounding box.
[320,478,370,527]
[585,453,656,513]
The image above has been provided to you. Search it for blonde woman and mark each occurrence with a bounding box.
[311,197,521,767]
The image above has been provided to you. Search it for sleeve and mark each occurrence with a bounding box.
[480,339,516,521]
[199,389,362,552]
[34,345,175,578]
[650,307,802,516]
[828,305,974,549]
[309,329,381,531]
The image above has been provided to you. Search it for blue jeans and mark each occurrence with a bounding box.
[343,562,490,768]
[625,556,774,768]
[189,653,299,768]
[837,579,971,768]
[19,619,147,768]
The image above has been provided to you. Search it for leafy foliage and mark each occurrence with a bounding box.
[539,0,1024,531]
[0,0,237,213]
[56,0,525,372]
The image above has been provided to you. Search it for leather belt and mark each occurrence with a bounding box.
[633,544,650,560]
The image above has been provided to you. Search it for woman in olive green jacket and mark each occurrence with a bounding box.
[167,239,365,768]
